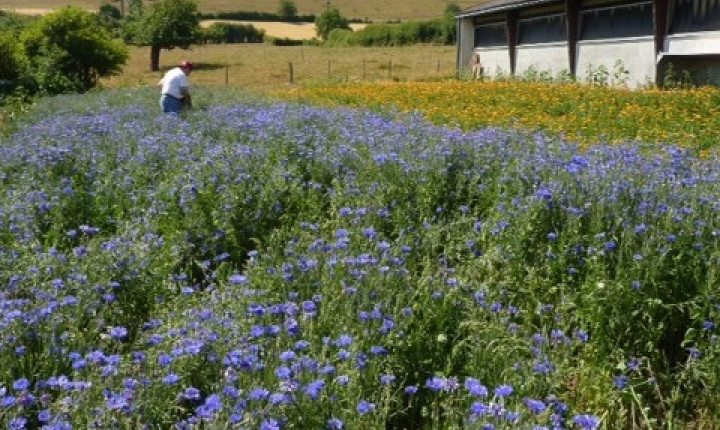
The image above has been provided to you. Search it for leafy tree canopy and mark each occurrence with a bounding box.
[315,8,350,41]
[278,0,298,21]
[123,0,201,71]
[124,0,200,49]
[20,6,128,93]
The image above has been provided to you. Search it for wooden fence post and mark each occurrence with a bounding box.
[289,62,294,84]
[225,64,229,86]
[327,60,331,79]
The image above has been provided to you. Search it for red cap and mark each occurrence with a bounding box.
[179,60,193,71]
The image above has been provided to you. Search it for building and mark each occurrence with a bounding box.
[456,0,720,87]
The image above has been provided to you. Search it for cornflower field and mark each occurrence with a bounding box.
[1,86,720,429]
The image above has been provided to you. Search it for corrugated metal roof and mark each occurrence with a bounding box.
[456,0,560,18]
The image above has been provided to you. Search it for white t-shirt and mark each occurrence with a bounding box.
[159,67,189,99]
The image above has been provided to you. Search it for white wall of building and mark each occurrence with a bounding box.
[474,47,511,77]
[516,42,569,77]
[457,19,477,73]
[665,31,720,55]
[576,36,655,87]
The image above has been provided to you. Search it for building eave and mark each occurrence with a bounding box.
[456,0,561,19]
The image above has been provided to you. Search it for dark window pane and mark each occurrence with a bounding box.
[671,0,720,33]
[475,22,507,47]
[519,14,567,44]
[580,2,653,40]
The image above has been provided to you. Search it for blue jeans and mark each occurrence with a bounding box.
[160,94,183,114]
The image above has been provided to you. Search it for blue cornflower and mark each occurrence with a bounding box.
[573,414,600,429]
[356,399,375,415]
[163,373,181,385]
[38,409,51,422]
[248,387,270,400]
[494,384,514,398]
[470,401,489,416]
[465,378,488,397]
[12,378,30,392]
[198,394,222,418]
[404,385,418,395]
[610,373,627,390]
[260,418,281,430]
[380,374,396,385]
[327,417,344,429]
[9,417,27,429]
[109,326,128,340]
[335,334,354,347]
[303,379,325,400]
[279,350,296,362]
[426,376,445,391]
[182,387,201,400]
[275,366,292,380]
[524,398,547,414]
[370,345,388,356]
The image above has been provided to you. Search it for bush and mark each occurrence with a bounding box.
[342,19,455,47]
[202,22,265,44]
[200,10,316,22]
[20,6,128,94]
[269,36,305,46]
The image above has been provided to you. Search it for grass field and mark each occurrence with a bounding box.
[1,0,488,21]
[102,43,459,92]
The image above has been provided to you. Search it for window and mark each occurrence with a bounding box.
[580,2,653,40]
[475,22,507,47]
[671,0,720,33]
[519,14,567,44]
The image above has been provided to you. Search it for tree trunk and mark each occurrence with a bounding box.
[150,45,161,72]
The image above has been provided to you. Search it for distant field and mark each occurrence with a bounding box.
[0,0,488,21]
[101,43,458,92]
[200,20,367,40]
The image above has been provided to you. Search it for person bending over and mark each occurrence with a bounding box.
[158,60,193,114]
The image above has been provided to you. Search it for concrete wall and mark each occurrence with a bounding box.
[457,18,477,74]
[515,42,569,77]
[576,36,655,87]
[665,31,720,55]
[473,47,512,77]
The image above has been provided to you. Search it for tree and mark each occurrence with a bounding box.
[0,32,26,87]
[278,0,298,21]
[124,0,200,71]
[315,8,350,41]
[20,6,128,94]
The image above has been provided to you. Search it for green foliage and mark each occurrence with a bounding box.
[277,0,299,21]
[0,10,36,34]
[326,18,455,47]
[0,31,26,84]
[269,36,305,46]
[662,62,695,89]
[19,6,128,94]
[96,3,123,36]
[123,0,201,49]
[201,22,265,44]
[315,8,350,41]
[200,10,317,23]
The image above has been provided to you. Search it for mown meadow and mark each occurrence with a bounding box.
[1,82,720,430]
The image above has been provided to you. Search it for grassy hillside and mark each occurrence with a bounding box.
[0,0,491,21]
